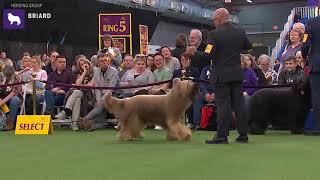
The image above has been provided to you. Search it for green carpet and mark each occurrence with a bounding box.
[1,129,320,180]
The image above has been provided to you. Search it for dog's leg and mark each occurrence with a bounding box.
[176,122,192,141]
[117,119,134,141]
[130,117,145,140]
[165,120,179,140]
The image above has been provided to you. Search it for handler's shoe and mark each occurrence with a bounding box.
[235,135,249,143]
[205,135,228,144]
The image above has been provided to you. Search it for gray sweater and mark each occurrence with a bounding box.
[93,66,119,100]
[119,69,155,94]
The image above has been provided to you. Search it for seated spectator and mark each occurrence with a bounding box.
[118,54,133,79]
[22,56,48,115]
[79,53,119,131]
[41,54,48,67]
[295,51,309,76]
[0,65,22,130]
[160,46,180,73]
[173,53,201,129]
[44,55,76,115]
[243,54,267,86]
[17,55,32,76]
[55,57,95,131]
[97,34,122,68]
[258,54,278,85]
[150,52,172,95]
[71,54,86,72]
[45,51,59,76]
[278,56,305,85]
[146,54,156,72]
[241,54,258,96]
[0,51,6,59]
[119,55,155,97]
[90,55,97,67]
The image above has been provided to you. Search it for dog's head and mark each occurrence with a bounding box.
[291,75,310,96]
[7,13,12,17]
[171,78,198,101]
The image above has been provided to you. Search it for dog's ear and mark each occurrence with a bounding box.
[172,78,181,90]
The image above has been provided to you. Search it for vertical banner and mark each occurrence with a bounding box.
[139,25,148,55]
[98,13,132,55]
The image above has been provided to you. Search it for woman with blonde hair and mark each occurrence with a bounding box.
[22,56,48,115]
[55,57,95,131]
[119,54,155,97]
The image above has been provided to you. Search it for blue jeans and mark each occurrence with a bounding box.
[9,96,22,127]
[44,90,65,112]
[186,94,203,126]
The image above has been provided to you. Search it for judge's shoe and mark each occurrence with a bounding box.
[235,135,249,143]
[205,135,228,144]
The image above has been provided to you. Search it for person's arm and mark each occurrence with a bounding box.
[199,67,209,95]
[0,92,16,106]
[113,48,122,67]
[35,70,47,89]
[301,21,312,59]
[75,70,87,86]
[45,72,54,90]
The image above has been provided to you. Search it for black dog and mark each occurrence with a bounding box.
[248,77,311,134]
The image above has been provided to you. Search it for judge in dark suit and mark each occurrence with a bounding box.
[188,8,252,144]
[301,15,320,135]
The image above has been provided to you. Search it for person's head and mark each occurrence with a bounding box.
[21,55,31,69]
[41,54,48,62]
[160,46,172,60]
[101,34,113,48]
[49,51,59,64]
[244,54,259,69]
[123,54,133,69]
[153,52,165,69]
[97,53,111,70]
[292,22,305,34]
[295,51,306,68]
[146,54,154,67]
[275,59,280,65]
[0,51,6,59]
[189,29,202,47]
[284,56,297,72]
[133,55,146,73]
[180,53,192,70]
[212,8,230,27]
[240,54,248,69]
[175,34,188,48]
[74,54,86,70]
[31,56,42,70]
[78,57,93,72]
[3,65,15,79]
[22,52,30,57]
[55,55,67,71]
[258,54,271,72]
[289,29,303,44]
[90,55,97,67]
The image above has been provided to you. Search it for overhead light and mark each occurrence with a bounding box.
[246,0,253,3]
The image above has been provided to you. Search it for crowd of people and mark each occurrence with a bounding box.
[0,18,310,134]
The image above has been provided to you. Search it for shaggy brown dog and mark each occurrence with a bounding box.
[104,78,198,141]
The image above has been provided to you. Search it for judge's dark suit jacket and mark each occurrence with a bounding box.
[195,23,252,83]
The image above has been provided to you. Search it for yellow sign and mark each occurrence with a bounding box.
[205,44,213,54]
[303,34,308,43]
[139,25,149,55]
[15,115,53,135]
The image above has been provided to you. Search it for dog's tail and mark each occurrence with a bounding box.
[103,92,125,112]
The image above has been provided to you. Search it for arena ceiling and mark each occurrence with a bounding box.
[190,0,305,7]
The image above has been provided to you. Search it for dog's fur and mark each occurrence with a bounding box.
[104,78,198,141]
[249,77,311,134]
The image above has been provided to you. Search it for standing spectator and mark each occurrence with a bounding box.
[302,2,320,136]
[97,34,122,68]
[171,34,187,59]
